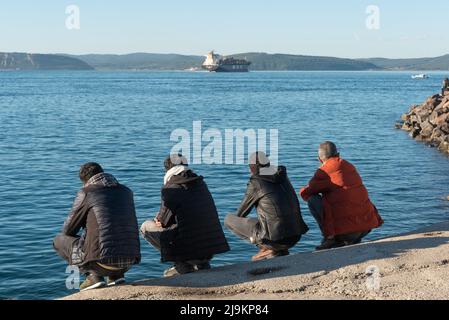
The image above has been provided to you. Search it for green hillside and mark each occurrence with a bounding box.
[359,55,449,70]
[0,52,93,70]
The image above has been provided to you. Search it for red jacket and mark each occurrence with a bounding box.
[300,157,383,237]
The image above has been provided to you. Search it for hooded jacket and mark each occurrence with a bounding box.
[236,166,309,243]
[156,169,230,262]
[62,173,141,266]
[300,157,383,237]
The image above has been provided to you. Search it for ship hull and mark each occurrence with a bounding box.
[214,65,249,72]
[204,64,250,72]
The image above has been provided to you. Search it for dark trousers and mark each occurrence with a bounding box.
[53,234,128,278]
[307,194,370,242]
[224,214,300,251]
[140,220,210,266]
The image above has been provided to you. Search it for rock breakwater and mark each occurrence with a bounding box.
[398,91,449,154]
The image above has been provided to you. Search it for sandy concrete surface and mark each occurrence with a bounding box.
[62,222,449,300]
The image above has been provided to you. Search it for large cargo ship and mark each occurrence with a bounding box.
[202,51,251,72]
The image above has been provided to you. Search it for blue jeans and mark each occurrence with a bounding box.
[307,194,325,235]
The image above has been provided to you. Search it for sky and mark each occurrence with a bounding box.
[1,0,448,58]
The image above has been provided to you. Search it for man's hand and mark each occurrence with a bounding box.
[153,217,162,228]
[299,186,310,202]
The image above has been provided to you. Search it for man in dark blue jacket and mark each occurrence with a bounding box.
[53,163,141,291]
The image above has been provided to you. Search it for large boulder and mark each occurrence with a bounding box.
[435,113,449,126]
[429,110,439,125]
[434,100,449,115]
[440,122,449,134]
[416,108,431,122]
[419,120,435,139]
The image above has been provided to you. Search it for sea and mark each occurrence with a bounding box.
[1,70,449,299]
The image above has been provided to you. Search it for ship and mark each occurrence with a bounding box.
[202,51,251,72]
[411,74,429,80]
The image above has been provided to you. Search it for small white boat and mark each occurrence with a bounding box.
[411,74,429,79]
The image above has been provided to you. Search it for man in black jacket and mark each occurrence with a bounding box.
[53,163,141,291]
[140,154,230,277]
[225,152,308,261]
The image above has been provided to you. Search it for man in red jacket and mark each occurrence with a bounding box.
[300,141,383,250]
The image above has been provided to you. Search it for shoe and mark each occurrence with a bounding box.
[348,238,362,245]
[252,248,290,261]
[80,275,106,292]
[277,249,290,257]
[107,274,126,287]
[163,263,195,278]
[315,238,345,251]
[252,246,285,261]
[194,262,211,271]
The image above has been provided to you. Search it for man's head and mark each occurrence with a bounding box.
[318,141,340,163]
[79,162,104,184]
[248,151,270,175]
[164,153,188,172]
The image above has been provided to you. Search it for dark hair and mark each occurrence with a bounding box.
[248,151,270,174]
[79,162,104,183]
[164,154,188,172]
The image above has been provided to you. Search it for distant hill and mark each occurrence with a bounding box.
[0,52,93,70]
[231,52,380,71]
[359,54,449,71]
[72,52,380,71]
[70,53,203,71]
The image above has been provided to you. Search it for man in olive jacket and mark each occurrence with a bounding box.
[53,163,141,291]
[141,154,229,277]
[225,152,309,261]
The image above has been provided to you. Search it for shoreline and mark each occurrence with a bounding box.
[62,221,449,300]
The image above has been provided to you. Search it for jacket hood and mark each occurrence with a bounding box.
[252,165,287,184]
[164,165,189,185]
[85,173,119,188]
[168,169,203,186]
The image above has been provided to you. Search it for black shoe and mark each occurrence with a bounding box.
[349,238,362,245]
[195,262,211,271]
[163,263,195,278]
[315,238,345,251]
[107,274,126,287]
[277,249,290,257]
[80,275,106,292]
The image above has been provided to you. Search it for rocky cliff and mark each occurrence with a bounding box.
[398,91,449,154]
[0,52,94,70]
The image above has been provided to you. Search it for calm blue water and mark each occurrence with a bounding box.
[1,71,449,300]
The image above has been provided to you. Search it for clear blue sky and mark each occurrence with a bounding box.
[1,0,448,58]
